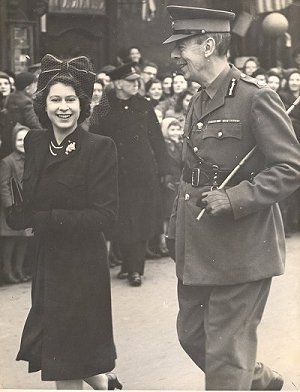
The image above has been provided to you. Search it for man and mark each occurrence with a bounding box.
[139,62,159,96]
[163,5,300,390]
[90,63,169,287]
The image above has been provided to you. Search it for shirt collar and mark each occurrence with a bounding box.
[204,64,231,100]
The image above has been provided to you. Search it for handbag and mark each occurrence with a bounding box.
[10,177,23,208]
[6,177,28,230]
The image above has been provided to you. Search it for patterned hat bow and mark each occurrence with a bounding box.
[36,54,96,98]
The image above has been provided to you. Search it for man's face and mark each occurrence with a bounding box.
[141,66,157,83]
[171,36,206,83]
[118,79,139,99]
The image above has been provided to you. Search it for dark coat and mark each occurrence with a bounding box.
[279,90,300,141]
[16,127,119,381]
[5,90,42,131]
[168,65,300,286]
[90,91,169,243]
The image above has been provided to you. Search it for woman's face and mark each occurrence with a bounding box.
[92,82,103,105]
[129,48,141,63]
[162,77,172,94]
[46,83,80,133]
[244,60,257,76]
[148,81,163,101]
[288,72,300,93]
[0,78,11,96]
[182,93,193,112]
[267,75,280,91]
[15,129,28,153]
[173,75,188,94]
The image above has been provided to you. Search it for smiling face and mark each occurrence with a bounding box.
[141,66,157,83]
[168,123,183,142]
[267,75,280,91]
[244,60,258,76]
[0,77,11,96]
[173,74,188,94]
[129,48,141,63]
[148,81,163,100]
[46,83,80,134]
[162,77,172,94]
[171,36,206,84]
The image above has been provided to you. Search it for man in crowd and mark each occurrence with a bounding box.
[164,5,300,390]
[90,63,169,287]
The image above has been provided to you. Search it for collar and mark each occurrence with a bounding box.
[204,64,231,100]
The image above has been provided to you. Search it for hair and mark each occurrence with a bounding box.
[266,70,282,81]
[174,89,194,113]
[34,73,91,128]
[252,68,267,78]
[194,32,231,57]
[145,78,162,94]
[142,61,158,71]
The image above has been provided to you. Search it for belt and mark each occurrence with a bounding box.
[182,165,237,187]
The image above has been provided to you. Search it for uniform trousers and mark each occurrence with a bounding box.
[177,278,275,390]
[119,240,147,275]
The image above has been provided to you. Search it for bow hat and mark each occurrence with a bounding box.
[36,54,96,98]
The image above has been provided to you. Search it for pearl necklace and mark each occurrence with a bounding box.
[49,140,63,156]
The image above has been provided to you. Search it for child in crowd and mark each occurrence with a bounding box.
[0,123,31,284]
[161,117,184,240]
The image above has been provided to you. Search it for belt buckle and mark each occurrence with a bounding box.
[191,168,201,187]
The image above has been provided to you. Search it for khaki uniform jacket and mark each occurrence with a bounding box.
[168,65,300,286]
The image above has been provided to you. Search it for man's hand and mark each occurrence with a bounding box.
[200,189,233,217]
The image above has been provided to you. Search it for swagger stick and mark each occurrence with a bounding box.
[196,96,300,222]
[196,146,257,221]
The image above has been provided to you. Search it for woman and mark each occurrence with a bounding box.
[164,89,194,129]
[0,123,31,284]
[278,69,300,236]
[9,54,121,389]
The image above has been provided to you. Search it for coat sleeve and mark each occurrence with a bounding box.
[37,136,118,237]
[0,159,13,208]
[226,88,300,220]
[146,105,170,176]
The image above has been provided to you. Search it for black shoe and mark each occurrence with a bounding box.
[117,271,128,280]
[128,272,142,286]
[264,374,284,390]
[107,373,123,390]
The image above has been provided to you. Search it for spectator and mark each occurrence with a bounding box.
[242,57,259,76]
[252,68,267,84]
[140,62,159,96]
[161,74,173,98]
[127,46,144,73]
[267,71,282,92]
[90,63,169,286]
[165,89,194,128]
[0,123,31,284]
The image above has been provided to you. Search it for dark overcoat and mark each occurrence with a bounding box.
[16,127,119,381]
[168,65,300,286]
[90,91,169,244]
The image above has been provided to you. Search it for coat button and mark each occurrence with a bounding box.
[197,122,203,130]
[218,131,223,138]
[124,106,129,110]
[184,193,190,201]
[193,146,198,152]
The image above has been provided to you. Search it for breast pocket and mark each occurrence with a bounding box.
[202,122,242,141]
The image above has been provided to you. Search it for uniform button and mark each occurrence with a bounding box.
[124,106,129,110]
[184,193,190,201]
[218,131,223,138]
[197,122,203,130]
[193,146,198,152]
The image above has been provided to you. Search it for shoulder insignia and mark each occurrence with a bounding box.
[226,78,238,97]
[240,73,267,89]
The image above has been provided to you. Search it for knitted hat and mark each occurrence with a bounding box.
[15,72,35,91]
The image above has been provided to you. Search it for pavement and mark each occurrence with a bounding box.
[0,232,300,390]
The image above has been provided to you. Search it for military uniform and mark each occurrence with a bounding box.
[164,5,300,390]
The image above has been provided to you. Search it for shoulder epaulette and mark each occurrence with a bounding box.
[239,73,268,89]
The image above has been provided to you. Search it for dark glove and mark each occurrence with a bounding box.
[32,211,51,235]
[166,236,176,261]
[200,189,233,217]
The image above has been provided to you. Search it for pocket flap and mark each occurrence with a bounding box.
[203,122,242,140]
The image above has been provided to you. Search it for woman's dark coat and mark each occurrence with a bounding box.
[90,91,169,244]
[16,127,118,381]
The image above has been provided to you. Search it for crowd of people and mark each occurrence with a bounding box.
[0,43,300,287]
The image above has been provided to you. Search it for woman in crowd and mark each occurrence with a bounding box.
[242,57,259,76]
[127,46,144,73]
[0,123,31,284]
[161,74,173,99]
[278,69,300,236]
[9,54,121,389]
[165,89,194,129]
[267,71,282,92]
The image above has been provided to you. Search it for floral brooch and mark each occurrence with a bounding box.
[65,141,76,155]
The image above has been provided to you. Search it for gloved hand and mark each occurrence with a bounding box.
[32,211,51,235]
[166,236,176,261]
[200,188,233,217]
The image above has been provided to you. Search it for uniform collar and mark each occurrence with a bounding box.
[204,63,231,100]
